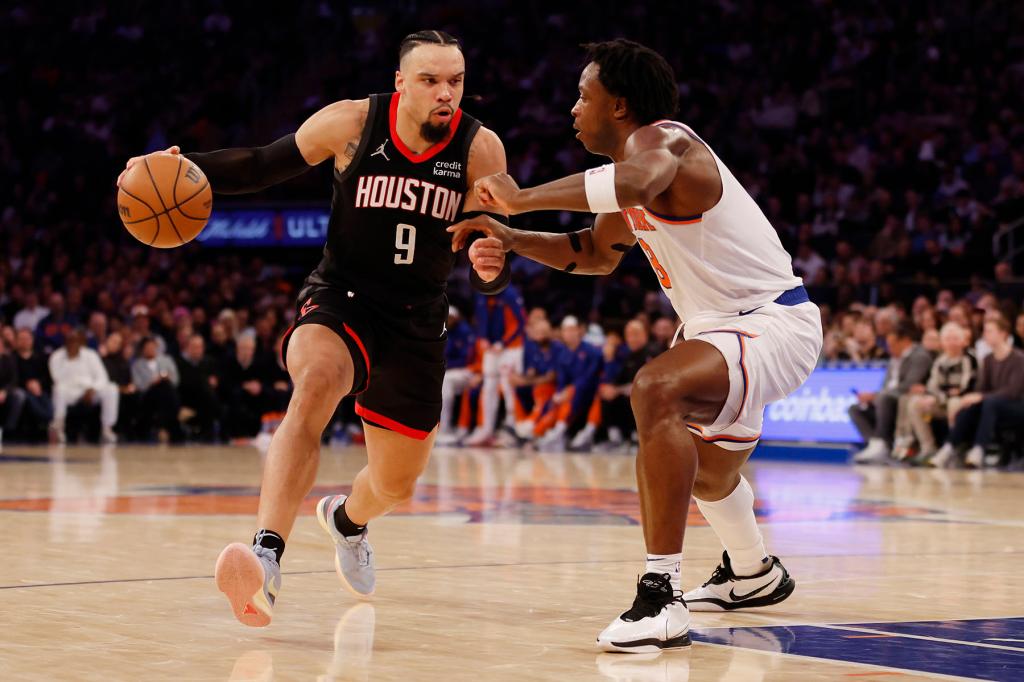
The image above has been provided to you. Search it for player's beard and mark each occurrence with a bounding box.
[420,119,451,143]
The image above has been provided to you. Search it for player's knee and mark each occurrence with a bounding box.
[292,362,348,403]
[631,365,693,422]
[370,472,418,505]
[693,468,737,501]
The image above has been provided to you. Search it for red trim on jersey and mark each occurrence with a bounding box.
[355,403,432,440]
[388,92,464,164]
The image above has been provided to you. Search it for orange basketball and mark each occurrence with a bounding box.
[117,152,212,248]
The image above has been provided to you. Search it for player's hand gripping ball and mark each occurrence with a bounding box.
[117,148,212,248]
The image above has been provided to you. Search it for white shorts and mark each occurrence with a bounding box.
[680,300,822,450]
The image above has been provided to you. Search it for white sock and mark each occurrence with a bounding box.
[695,475,769,577]
[645,553,682,590]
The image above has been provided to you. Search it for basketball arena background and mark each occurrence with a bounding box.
[2,0,1021,459]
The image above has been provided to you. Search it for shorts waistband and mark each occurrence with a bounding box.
[773,285,809,306]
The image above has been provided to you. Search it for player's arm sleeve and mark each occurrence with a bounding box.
[184,134,313,195]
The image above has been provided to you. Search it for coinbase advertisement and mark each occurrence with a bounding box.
[761,364,886,443]
[197,208,330,247]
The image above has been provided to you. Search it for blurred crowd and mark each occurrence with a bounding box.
[2,2,1024,455]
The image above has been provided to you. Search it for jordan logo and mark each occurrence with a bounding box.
[371,140,390,161]
[300,298,320,318]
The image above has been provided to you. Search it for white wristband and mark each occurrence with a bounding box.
[584,163,621,213]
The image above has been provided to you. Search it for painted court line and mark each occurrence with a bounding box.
[690,639,979,682]
[817,624,1024,654]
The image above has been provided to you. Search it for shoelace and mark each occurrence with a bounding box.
[345,536,373,567]
[702,563,732,588]
[621,574,683,622]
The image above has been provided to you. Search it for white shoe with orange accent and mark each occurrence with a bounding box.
[316,494,376,597]
[215,543,281,627]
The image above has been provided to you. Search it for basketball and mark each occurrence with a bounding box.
[117,152,212,248]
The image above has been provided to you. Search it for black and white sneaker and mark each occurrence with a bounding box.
[596,573,691,653]
[683,551,794,612]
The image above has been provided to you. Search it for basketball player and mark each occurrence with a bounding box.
[118,31,512,627]
[449,39,823,652]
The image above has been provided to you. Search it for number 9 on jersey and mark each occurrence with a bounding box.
[395,223,416,265]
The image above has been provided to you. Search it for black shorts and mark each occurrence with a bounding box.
[280,283,447,440]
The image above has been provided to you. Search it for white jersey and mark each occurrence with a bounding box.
[620,120,802,324]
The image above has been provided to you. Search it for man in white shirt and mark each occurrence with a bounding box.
[49,328,119,444]
[12,291,50,333]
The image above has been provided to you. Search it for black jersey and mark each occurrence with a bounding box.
[306,92,481,308]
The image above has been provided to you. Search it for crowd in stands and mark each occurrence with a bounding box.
[2,3,1024,465]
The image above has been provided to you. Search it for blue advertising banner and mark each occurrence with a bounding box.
[197,208,330,247]
[761,364,887,443]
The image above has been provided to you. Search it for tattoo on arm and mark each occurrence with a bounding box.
[343,141,358,159]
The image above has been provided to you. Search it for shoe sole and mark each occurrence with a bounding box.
[597,633,692,653]
[315,496,375,599]
[215,543,272,627]
[686,575,796,612]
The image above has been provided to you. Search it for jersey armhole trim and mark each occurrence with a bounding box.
[334,95,381,183]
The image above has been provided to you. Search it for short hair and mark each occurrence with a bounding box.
[986,313,1012,336]
[582,39,679,125]
[399,30,461,62]
[889,319,918,341]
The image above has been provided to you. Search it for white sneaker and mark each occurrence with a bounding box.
[596,573,691,653]
[215,543,281,627]
[683,552,795,612]
[316,494,375,598]
[964,445,985,468]
[570,424,596,451]
[49,420,66,444]
[435,430,464,447]
[514,420,535,440]
[101,426,118,444]
[928,443,956,468]
[853,438,890,464]
[462,428,494,447]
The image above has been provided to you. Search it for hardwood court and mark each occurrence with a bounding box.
[2,443,1024,681]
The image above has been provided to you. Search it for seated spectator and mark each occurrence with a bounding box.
[37,292,79,355]
[594,319,661,450]
[49,328,119,444]
[131,336,183,443]
[902,322,976,463]
[510,316,563,441]
[464,284,526,446]
[13,327,52,438]
[850,320,933,463]
[650,317,676,352]
[535,316,603,451]
[220,335,266,440]
[12,291,49,333]
[437,306,477,446]
[930,315,1024,468]
[0,334,27,438]
[842,317,888,361]
[176,333,224,442]
[102,331,140,439]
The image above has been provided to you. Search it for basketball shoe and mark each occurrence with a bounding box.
[316,494,376,597]
[596,573,691,653]
[683,552,794,612]
[215,543,281,627]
